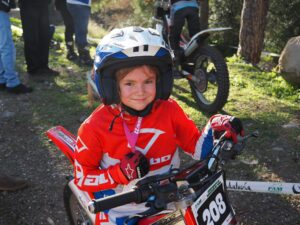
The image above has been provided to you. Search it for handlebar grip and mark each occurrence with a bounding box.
[88,189,141,214]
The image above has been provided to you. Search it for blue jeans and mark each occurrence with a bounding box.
[0,11,20,88]
[67,3,90,48]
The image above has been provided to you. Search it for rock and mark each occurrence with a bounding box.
[240,159,259,165]
[282,120,300,129]
[47,217,55,225]
[277,36,300,87]
[272,147,284,151]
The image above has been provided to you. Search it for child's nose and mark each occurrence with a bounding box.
[136,84,145,94]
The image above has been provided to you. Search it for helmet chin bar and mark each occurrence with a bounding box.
[121,101,155,117]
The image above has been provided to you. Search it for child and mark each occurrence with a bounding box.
[74,26,243,224]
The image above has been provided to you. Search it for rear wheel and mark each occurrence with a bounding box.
[64,183,93,225]
[188,45,229,114]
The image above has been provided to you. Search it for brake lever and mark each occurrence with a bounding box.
[239,130,259,141]
[233,130,259,155]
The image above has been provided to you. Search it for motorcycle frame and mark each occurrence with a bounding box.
[153,12,231,58]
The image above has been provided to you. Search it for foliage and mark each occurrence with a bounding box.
[265,0,300,53]
[91,0,116,13]
[10,17,22,27]
[205,0,300,54]
[90,0,300,56]
[209,0,243,49]
[227,55,300,103]
[130,0,154,27]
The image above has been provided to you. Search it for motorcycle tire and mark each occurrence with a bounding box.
[63,183,93,225]
[188,45,229,114]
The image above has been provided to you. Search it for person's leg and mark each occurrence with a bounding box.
[60,2,75,44]
[38,4,50,70]
[169,9,186,76]
[58,2,77,60]
[0,25,6,88]
[0,62,5,89]
[67,4,90,48]
[186,7,200,37]
[0,11,20,88]
[67,3,92,65]
[34,5,58,76]
[19,4,41,74]
[169,9,185,51]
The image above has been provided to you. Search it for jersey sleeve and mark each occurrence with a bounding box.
[170,100,213,160]
[74,121,128,193]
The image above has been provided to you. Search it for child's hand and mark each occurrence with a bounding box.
[209,114,244,143]
[120,151,149,181]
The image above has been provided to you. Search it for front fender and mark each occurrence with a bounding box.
[184,27,231,57]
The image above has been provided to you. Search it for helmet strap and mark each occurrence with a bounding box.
[121,101,155,117]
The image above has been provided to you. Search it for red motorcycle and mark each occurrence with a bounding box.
[47,126,256,225]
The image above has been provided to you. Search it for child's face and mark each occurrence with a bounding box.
[119,65,156,111]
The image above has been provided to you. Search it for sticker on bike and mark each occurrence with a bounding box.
[191,173,234,225]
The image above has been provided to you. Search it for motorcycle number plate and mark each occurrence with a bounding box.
[191,173,234,225]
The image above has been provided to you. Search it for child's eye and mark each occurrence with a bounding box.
[124,82,133,86]
[145,79,154,84]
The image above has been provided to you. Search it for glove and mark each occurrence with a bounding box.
[210,114,244,143]
[120,151,149,182]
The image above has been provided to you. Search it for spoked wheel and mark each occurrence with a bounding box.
[188,45,229,114]
[64,183,93,225]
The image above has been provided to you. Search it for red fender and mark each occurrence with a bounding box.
[46,126,76,165]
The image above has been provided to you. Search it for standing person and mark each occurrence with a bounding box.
[169,0,201,71]
[0,0,33,94]
[54,0,77,61]
[73,27,244,224]
[66,0,92,66]
[18,0,59,76]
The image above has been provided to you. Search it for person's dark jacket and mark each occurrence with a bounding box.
[18,0,50,7]
[0,0,16,12]
[54,0,66,10]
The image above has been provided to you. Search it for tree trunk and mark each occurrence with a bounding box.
[238,0,269,64]
[199,0,209,30]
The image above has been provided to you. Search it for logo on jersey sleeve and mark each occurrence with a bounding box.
[136,128,164,154]
[84,174,110,186]
[149,154,171,165]
[76,136,88,153]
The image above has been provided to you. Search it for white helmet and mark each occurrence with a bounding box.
[93,26,173,105]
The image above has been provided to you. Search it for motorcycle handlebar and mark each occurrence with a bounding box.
[88,188,142,213]
[88,131,258,214]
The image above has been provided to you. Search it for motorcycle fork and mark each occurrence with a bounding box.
[68,179,97,223]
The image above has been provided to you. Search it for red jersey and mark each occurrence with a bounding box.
[74,98,213,224]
